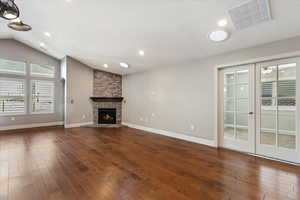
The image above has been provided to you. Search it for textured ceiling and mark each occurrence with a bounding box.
[1,0,300,74]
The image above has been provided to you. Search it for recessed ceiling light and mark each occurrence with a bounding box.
[139,50,145,56]
[218,19,228,27]
[120,62,129,68]
[208,30,229,42]
[103,64,108,68]
[40,42,45,47]
[66,0,72,2]
[44,32,51,37]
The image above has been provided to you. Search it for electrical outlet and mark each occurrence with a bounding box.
[151,113,155,117]
[190,124,195,131]
[139,117,144,121]
[11,117,15,121]
[82,114,86,119]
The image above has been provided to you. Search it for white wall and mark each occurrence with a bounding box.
[64,56,94,126]
[122,36,300,141]
[0,39,63,127]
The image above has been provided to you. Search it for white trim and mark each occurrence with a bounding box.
[248,153,300,166]
[0,121,64,131]
[64,121,93,128]
[214,67,219,147]
[122,122,216,147]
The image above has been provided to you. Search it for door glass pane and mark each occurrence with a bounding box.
[236,84,248,98]
[278,98,296,107]
[237,127,248,141]
[278,111,296,132]
[278,63,296,80]
[224,72,235,85]
[261,66,277,82]
[237,99,248,113]
[278,134,296,149]
[236,113,248,127]
[224,112,234,125]
[236,70,248,83]
[224,99,234,112]
[262,98,276,106]
[261,131,276,146]
[224,125,234,139]
[223,67,250,143]
[224,85,234,98]
[261,110,276,130]
[261,82,275,97]
[278,80,296,97]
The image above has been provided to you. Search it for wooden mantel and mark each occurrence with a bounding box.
[90,97,124,102]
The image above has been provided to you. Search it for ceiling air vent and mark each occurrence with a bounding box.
[228,0,272,30]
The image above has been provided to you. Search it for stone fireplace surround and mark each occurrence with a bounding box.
[90,70,123,128]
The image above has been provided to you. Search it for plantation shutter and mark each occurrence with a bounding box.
[31,80,55,113]
[0,78,25,115]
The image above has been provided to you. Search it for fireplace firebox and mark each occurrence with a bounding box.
[98,108,117,124]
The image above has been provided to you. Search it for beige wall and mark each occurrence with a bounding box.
[0,39,63,127]
[64,56,94,126]
[122,36,300,141]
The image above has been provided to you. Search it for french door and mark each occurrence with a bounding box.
[220,64,255,153]
[219,58,300,163]
[256,58,300,163]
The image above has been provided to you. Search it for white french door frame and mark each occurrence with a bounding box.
[255,58,300,163]
[218,64,256,153]
[215,55,300,164]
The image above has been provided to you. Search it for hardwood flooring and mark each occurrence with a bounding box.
[0,126,300,200]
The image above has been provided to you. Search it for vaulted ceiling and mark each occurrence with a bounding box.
[1,0,300,74]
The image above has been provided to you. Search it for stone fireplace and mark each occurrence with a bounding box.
[90,70,123,127]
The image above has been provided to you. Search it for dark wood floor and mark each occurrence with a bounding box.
[0,126,300,200]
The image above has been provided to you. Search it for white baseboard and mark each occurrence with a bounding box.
[0,121,64,131]
[122,122,216,147]
[64,121,93,128]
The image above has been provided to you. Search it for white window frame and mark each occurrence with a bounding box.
[30,79,55,115]
[0,77,27,116]
[30,63,56,78]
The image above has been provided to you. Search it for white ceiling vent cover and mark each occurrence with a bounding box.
[228,0,272,30]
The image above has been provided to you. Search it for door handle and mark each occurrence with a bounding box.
[249,112,254,115]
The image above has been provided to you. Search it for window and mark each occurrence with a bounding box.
[31,64,55,78]
[31,80,55,114]
[0,58,57,116]
[0,59,26,75]
[0,78,25,115]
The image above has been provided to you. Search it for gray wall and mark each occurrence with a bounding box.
[0,39,63,127]
[64,56,94,125]
[122,36,300,141]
